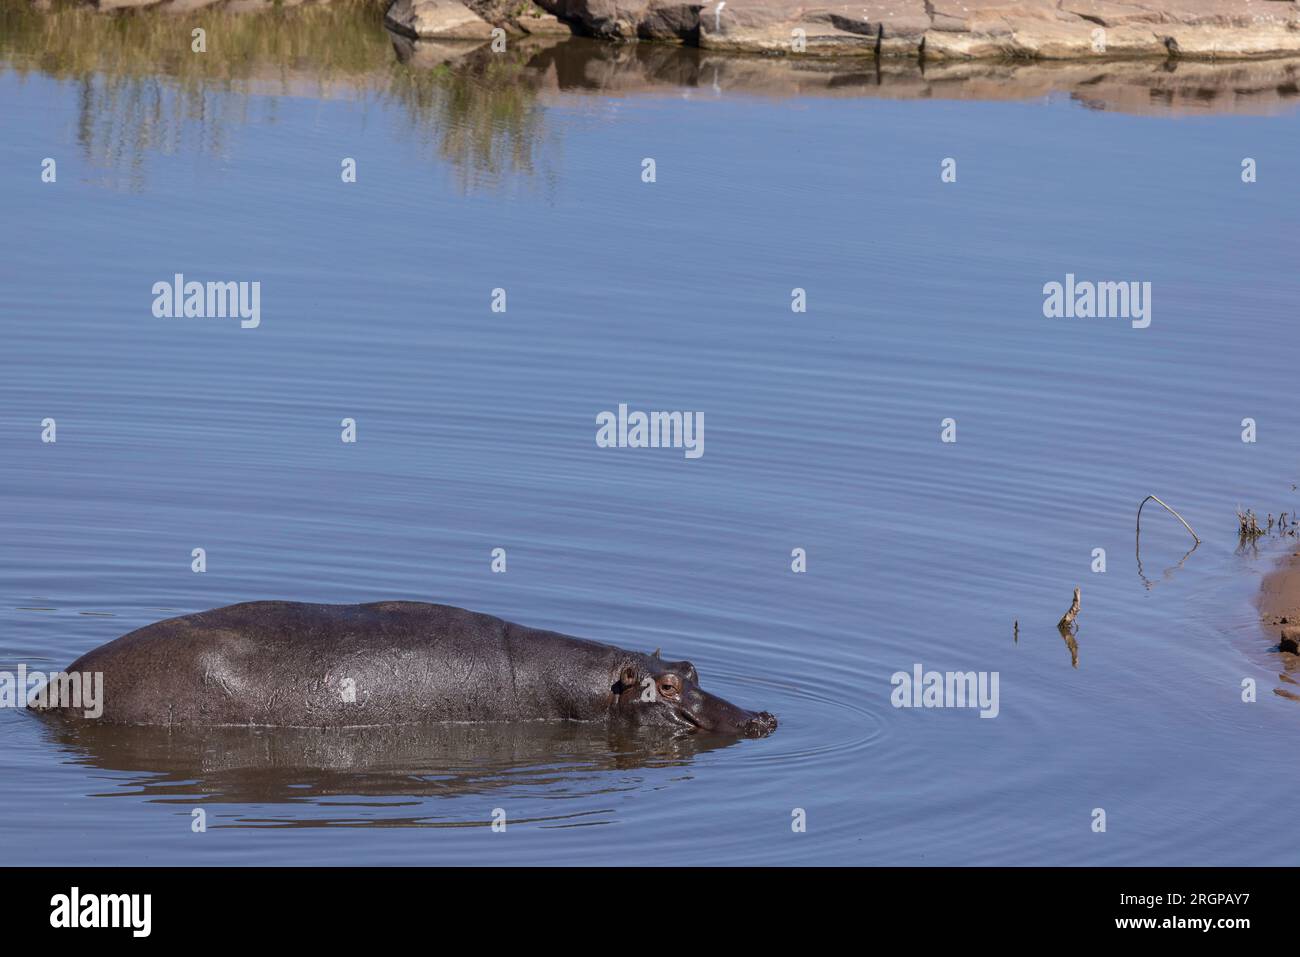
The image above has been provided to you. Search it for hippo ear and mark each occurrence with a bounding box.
[651,648,661,659]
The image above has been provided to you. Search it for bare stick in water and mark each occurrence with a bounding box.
[1136,495,1200,544]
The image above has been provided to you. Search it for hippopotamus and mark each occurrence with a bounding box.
[36,601,777,737]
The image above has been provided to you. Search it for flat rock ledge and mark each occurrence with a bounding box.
[531,0,1300,59]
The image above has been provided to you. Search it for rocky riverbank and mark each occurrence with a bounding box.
[10,0,1300,115]
[37,0,1300,60]
[401,0,1300,59]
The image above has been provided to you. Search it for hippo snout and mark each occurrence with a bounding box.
[743,711,778,737]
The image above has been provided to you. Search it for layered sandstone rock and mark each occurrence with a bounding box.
[532,0,1300,59]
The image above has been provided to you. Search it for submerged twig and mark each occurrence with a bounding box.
[1137,495,1200,544]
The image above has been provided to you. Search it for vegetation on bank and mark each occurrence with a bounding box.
[0,0,395,81]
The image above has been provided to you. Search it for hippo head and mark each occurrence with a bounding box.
[611,655,777,738]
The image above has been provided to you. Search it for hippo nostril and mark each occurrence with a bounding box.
[743,712,778,737]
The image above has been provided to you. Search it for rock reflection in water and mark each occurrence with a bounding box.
[4,0,1300,190]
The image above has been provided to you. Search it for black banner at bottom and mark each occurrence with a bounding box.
[0,867,1279,941]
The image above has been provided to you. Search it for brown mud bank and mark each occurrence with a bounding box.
[32,0,1300,62]
[1257,550,1300,658]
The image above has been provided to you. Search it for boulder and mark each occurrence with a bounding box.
[517,9,578,34]
[1281,624,1300,654]
[384,0,498,40]
[540,0,701,39]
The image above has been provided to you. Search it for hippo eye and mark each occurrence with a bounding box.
[657,674,682,700]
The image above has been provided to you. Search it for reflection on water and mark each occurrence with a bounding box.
[385,37,546,187]
[4,0,1300,190]
[34,714,740,824]
[1137,540,1200,590]
[1,0,551,189]
[1056,621,1080,669]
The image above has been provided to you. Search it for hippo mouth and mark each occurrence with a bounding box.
[674,704,778,738]
[670,706,705,732]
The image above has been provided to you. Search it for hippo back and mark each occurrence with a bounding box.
[53,601,624,727]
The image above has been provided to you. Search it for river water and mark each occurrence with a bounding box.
[2,0,1299,865]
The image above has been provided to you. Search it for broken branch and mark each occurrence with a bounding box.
[1136,494,1200,545]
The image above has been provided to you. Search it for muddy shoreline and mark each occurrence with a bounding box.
[1257,549,1300,656]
